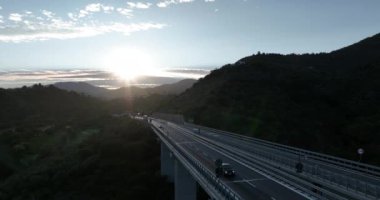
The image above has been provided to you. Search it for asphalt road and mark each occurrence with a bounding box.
[180,123,380,199]
[152,119,311,200]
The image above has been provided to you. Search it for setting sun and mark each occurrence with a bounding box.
[102,47,158,80]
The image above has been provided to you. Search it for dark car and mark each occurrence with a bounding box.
[221,163,235,177]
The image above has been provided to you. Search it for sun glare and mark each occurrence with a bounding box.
[103,47,158,80]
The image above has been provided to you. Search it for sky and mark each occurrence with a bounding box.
[0,0,380,87]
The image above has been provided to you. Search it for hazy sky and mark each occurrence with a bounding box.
[0,0,379,70]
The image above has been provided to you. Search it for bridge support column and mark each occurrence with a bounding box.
[175,159,197,200]
[161,142,174,182]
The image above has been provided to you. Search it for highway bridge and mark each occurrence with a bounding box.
[149,117,380,200]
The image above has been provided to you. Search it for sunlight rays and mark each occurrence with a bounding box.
[102,47,160,81]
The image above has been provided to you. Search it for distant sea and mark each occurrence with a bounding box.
[0,67,212,89]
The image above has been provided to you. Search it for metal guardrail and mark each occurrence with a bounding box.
[151,120,242,200]
[184,123,380,200]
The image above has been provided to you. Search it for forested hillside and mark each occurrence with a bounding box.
[161,33,380,164]
[0,85,173,200]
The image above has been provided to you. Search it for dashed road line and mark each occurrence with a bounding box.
[175,141,195,144]
[232,178,266,183]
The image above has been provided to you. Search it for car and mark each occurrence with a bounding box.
[220,163,235,177]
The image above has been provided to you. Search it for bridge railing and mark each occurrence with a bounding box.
[186,122,380,177]
[151,120,242,200]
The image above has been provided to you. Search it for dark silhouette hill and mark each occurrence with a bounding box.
[0,84,107,126]
[54,79,196,100]
[162,33,380,164]
[329,33,380,68]
[0,85,173,199]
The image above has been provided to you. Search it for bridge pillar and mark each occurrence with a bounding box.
[161,142,174,182]
[175,159,197,200]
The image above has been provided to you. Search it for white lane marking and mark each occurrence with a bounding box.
[246,181,257,188]
[227,179,256,188]
[271,197,276,200]
[204,131,219,137]
[176,141,195,144]
[232,178,266,183]
[230,178,263,188]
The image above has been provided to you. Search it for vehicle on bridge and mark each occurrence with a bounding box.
[215,159,235,178]
[221,163,236,177]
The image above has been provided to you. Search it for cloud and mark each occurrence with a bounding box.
[67,12,76,21]
[163,68,210,78]
[102,5,115,13]
[85,3,102,12]
[0,2,169,43]
[17,11,34,23]
[127,2,152,9]
[42,10,54,18]
[116,8,133,17]
[9,13,23,22]
[0,21,166,42]
[0,69,111,88]
[0,0,219,44]
[157,0,195,8]
[77,3,115,18]
[0,68,209,89]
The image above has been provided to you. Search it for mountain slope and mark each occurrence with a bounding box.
[162,33,380,164]
[147,79,196,95]
[0,84,106,125]
[54,82,110,97]
[54,79,196,99]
